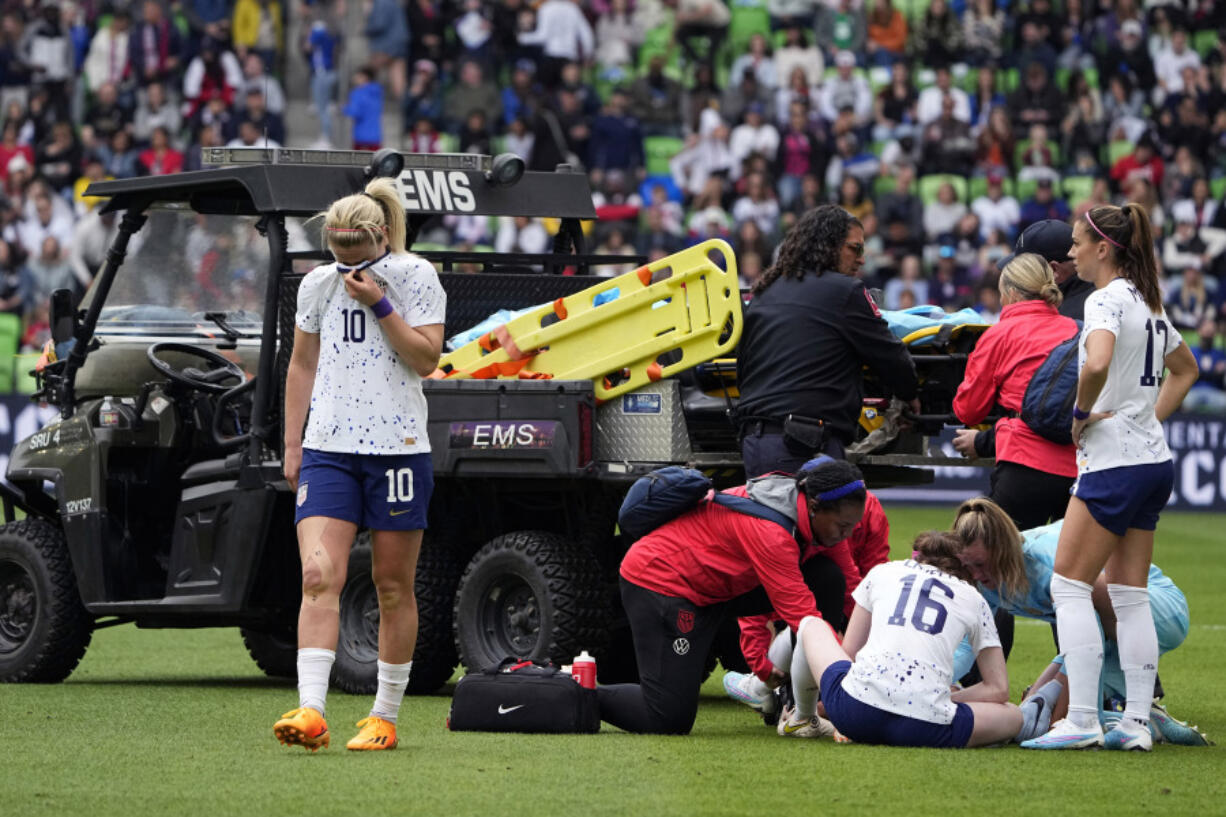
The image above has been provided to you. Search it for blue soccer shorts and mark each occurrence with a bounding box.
[1073,460,1174,536]
[295,448,433,531]
[819,660,975,748]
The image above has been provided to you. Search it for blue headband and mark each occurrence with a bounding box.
[816,480,865,502]
[800,455,835,472]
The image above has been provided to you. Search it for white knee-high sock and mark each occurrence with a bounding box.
[371,660,412,723]
[297,648,335,715]
[767,628,794,673]
[790,631,819,720]
[1050,573,1102,730]
[1108,583,1157,728]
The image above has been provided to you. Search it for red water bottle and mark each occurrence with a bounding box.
[572,650,597,689]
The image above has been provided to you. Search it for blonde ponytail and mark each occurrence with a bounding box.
[319,177,407,254]
[1000,253,1063,309]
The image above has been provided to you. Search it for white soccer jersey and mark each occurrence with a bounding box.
[843,560,1000,725]
[295,252,446,455]
[1077,278,1183,474]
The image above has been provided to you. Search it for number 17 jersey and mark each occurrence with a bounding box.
[844,560,999,724]
[1077,278,1183,475]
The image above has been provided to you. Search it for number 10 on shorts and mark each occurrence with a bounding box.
[385,467,415,502]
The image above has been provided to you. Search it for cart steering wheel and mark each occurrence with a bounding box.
[146,342,246,395]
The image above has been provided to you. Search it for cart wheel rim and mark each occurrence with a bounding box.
[478,575,541,658]
[0,559,36,655]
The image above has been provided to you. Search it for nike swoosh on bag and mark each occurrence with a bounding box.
[497,704,524,715]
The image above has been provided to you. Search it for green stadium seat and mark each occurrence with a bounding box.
[996,68,1020,93]
[644,136,685,177]
[13,352,39,395]
[968,175,1016,201]
[1014,176,1055,203]
[1193,29,1218,57]
[1106,139,1134,167]
[1062,175,1097,206]
[918,173,968,205]
[1015,139,1062,170]
[435,132,458,154]
[874,174,916,198]
[728,5,771,55]
[901,0,932,23]
[0,313,21,394]
[1212,177,1226,200]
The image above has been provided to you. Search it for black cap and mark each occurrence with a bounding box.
[1015,219,1073,261]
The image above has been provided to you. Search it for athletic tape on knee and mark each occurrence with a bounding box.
[302,545,340,611]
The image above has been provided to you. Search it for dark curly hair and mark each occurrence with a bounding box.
[796,457,866,514]
[752,205,861,295]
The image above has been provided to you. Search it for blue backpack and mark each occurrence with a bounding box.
[617,466,796,541]
[1020,322,1082,446]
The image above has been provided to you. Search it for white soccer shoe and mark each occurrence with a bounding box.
[722,671,774,713]
[1020,718,1105,750]
[776,705,836,739]
[1103,719,1153,752]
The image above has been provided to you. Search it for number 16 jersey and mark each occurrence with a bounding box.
[295,253,446,455]
[1077,278,1183,475]
[843,560,999,724]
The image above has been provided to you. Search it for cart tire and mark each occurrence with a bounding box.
[240,625,297,680]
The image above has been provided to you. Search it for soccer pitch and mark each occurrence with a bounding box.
[2,507,1222,817]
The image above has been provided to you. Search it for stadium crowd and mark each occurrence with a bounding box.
[0,0,1225,405]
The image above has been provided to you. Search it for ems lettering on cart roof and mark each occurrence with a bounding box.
[449,421,558,449]
[397,170,476,212]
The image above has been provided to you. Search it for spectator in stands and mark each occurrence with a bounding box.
[518,0,595,88]
[730,33,778,91]
[878,121,920,172]
[971,173,1020,242]
[405,116,440,153]
[734,217,770,262]
[594,0,643,80]
[816,0,865,60]
[930,249,971,309]
[99,129,144,178]
[978,228,1011,277]
[129,0,183,89]
[238,53,285,117]
[865,0,907,67]
[183,36,242,120]
[637,205,684,256]
[1014,21,1057,80]
[501,60,540,130]
[818,51,871,126]
[631,55,685,138]
[874,162,921,235]
[730,103,779,178]
[455,0,495,67]
[685,177,732,240]
[0,11,33,112]
[444,60,502,135]
[873,61,917,141]
[83,81,131,148]
[834,175,872,224]
[670,110,733,200]
[68,207,116,290]
[84,7,132,97]
[1154,28,1201,105]
[1018,178,1070,231]
[234,88,283,146]
[768,0,815,30]
[920,95,975,175]
[670,0,730,73]
[0,236,30,318]
[1007,62,1063,133]
[139,125,183,175]
[883,253,927,309]
[825,129,878,191]
[962,0,1004,67]
[1016,123,1059,182]
[344,66,383,151]
[1158,90,1212,158]
[1099,18,1154,91]
[505,115,535,162]
[917,65,970,127]
[183,0,232,59]
[1175,179,1218,229]
[976,107,1015,176]
[772,67,820,129]
[1166,264,1219,333]
[133,82,182,148]
[559,61,602,118]
[1184,317,1226,413]
[361,0,407,100]
[25,2,73,119]
[554,87,593,167]
[973,278,1002,323]
[593,224,638,277]
[495,215,549,254]
[1161,146,1202,206]
[909,0,961,69]
[191,90,237,145]
[35,121,81,195]
[589,88,643,176]
[923,181,966,244]
[775,25,823,89]
[305,15,340,146]
[27,235,77,306]
[681,65,722,137]
[412,0,449,66]
[403,60,443,137]
[952,211,984,274]
[968,67,1004,132]
[1110,132,1164,190]
[1102,73,1148,143]
[0,121,33,189]
[1060,89,1106,175]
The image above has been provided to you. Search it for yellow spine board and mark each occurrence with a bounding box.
[437,239,744,400]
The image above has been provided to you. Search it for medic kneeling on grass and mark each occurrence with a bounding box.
[596,457,869,734]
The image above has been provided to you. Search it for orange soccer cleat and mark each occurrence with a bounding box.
[346,716,398,751]
[273,707,331,752]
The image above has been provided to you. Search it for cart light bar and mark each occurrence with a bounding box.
[201,147,491,173]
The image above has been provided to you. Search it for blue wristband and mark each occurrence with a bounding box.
[371,297,394,319]
[1072,405,1090,421]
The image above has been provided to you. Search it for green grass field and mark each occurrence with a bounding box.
[2,507,1222,817]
